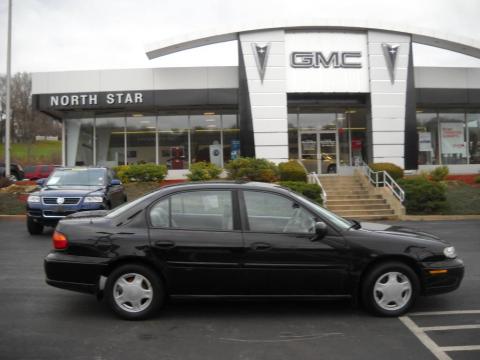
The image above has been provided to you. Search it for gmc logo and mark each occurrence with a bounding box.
[290,51,362,69]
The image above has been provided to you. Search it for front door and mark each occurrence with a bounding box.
[300,131,338,174]
[240,190,350,295]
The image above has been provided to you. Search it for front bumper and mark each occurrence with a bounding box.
[44,252,108,294]
[28,202,106,226]
[421,258,465,295]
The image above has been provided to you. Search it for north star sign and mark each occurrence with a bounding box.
[49,92,144,107]
[290,51,362,69]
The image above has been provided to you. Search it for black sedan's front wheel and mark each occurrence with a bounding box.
[362,261,419,317]
[105,264,164,320]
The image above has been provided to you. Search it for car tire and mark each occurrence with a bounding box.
[361,261,419,317]
[27,216,44,235]
[105,264,164,320]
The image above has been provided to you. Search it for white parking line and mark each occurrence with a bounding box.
[409,310,480,316]
[440,345,480,352]
[399,316,452,360]
[422,324,480,331]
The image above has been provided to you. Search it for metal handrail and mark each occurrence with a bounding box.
[309,172,327,206]
[358,161,405,203]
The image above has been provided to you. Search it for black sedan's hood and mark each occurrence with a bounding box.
[66,210,109,219]
[35,186,104,197]
[359,222,445,243]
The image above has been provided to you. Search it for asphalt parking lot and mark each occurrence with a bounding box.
[0,219,479,360]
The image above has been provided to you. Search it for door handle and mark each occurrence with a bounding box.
[251,242,272,251]
[154,240,175,249]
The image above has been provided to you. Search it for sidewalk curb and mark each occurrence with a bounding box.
[0,215,26,219]
[399,215,480,221]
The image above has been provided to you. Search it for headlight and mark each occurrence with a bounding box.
[27,195,40,203]
[84,196,104,203]
[443,246,457,259]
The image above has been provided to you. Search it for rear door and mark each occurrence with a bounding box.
[240,190,350,295]
[148,189,245,295]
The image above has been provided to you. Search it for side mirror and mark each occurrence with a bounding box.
[314,221,328,239]
[36,178,46,187]
[110,179,121,186]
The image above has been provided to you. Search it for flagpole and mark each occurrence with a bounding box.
[5,0,12,179]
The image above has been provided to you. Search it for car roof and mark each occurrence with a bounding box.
[54,167,108,171]
[160,180,286,192]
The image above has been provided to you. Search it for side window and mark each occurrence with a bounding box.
[150,198,170,228]
[153,190,233,231]
[244,191,315,234]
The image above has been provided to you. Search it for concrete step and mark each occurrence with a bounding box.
[341,214,399,221]
[327,204,392,211]
[333,209,395,216]
[322,186,367,192]
[327,199,387,206]
[327,195,384,200]
[327,191,372,196]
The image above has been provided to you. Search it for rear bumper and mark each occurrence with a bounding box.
[421,258,465,295]
[44,252,108,294]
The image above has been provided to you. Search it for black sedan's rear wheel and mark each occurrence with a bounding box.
[105,264,164,320]
[27,216,44,235]
[361,261,419,317]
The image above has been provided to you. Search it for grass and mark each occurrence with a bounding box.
[439,181,480,215]
[0,141,61,165]
[0,193,26,215]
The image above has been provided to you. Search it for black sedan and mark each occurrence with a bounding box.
[44,181,464,320]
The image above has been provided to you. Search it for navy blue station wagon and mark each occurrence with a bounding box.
[27,167,126,234]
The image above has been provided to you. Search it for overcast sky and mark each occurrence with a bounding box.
[0,0,480,73]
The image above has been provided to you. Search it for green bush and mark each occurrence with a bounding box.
[369,162,404,181]
[187,161,222,181]
[475,175,480,184]
[279,181,323,204]
[225,157,279,182]
[398,177,447,214]
[113,163,167,183]
[430,166,449,182]
[278,160,307,182]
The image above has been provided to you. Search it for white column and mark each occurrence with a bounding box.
[368,30,411,168]
[239,30,288,164]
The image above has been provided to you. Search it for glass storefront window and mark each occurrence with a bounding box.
[190,113,222,166]
[438,112,467,165]
[95,114,126,167]
[416,112,439,165]
[299,112,336,131]
[126,114,156,164]
[65,117,94,166]
[158,114,189,170]
[467,113,480,164]
[348,110,368,166]
[222,114,240,163]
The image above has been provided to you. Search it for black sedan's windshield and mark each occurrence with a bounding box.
[46,169,106,187]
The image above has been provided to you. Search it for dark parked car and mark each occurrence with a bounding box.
[0,163,24,181]
[44,181,464,320]
[27,167,127,234]
[24,164,59,180]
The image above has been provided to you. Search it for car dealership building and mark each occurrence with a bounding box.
[32,24,480,177]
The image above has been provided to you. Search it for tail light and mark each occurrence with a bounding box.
[52,231,68,249]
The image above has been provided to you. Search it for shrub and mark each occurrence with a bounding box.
[278,160,307,182]
[225,157,279,182]
[369,162,404,181]
[0,177,12,189]
[475,175,480,184]
[279,181,323,204]
[187,161,222,181]
[398,177,447,214]
[430,166,449,182]
[113,163,167,183]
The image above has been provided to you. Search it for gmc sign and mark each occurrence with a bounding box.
[290,51,362,69]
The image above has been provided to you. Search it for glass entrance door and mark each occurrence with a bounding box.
[300,131,338,174]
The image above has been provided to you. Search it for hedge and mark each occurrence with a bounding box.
[279,181,323,204]
[398,177,447,214]
[429,166,449,182]
[187,161,222,181]
[113,163,168,183]
[369,162,404,181]
[278,160,307,182]
[225,157,279,182]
